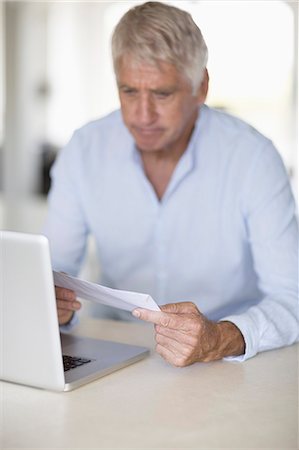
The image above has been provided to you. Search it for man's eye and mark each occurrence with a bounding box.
[156,91,170,97]
[122,88,137,96]
[154,91,173,100]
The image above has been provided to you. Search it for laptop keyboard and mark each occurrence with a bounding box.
[63,355,92,372]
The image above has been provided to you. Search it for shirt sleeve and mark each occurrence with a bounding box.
[43,131,89,276]
[221,142,299,361]
[59,311,79,333]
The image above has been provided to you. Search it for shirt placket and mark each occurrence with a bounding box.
[154,209,168,304]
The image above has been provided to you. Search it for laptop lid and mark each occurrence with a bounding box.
[0,231,65,390]
[0,231,149,392]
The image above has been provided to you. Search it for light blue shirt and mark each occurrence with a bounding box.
[43,105,299,361]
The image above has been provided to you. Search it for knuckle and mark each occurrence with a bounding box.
[185,315,201,332]
[192,320,202,334]
[56,287,75,301]
[155,343,164,355]
[160,303,176,313]
[185,301,195,308]
[160,314,170,328]
[57,300,64,309]
[181,345,192,358]
[188,335,198,348]
[58,300,71,310]
[155,333,162,344]
[189,302,199,312]
[184,302,198,313]
[174,356,188,368]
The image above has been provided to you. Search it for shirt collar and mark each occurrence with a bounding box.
[130,104,209,202]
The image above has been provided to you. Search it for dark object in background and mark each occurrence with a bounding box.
[39,143,58,195]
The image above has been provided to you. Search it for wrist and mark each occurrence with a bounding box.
[215,321,245,358]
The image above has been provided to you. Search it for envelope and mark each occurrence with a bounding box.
[53,271,160,312]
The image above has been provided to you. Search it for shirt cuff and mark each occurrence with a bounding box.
[59,312,79,333]
[218,314,260,362]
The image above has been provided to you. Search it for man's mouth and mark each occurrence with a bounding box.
[132,126,163,136]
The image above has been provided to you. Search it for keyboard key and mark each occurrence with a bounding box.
[63,355,92,372]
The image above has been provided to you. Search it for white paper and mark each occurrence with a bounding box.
[53,271,160,312]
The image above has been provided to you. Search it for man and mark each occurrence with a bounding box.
[44,1,298,366]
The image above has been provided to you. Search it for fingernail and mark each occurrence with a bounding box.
[73,301,81,310]
[132,309,140,318]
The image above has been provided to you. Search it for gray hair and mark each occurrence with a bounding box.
[111,1,208,94]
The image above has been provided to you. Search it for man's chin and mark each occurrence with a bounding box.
[136,144,160,153]
[130,129,165,152]
[134,138,162,153]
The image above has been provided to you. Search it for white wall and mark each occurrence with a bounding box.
[2,2,48,229]
[0,2,4,149]
[45,1,298,189]
[0,0,298,235]
[3,1,48,194]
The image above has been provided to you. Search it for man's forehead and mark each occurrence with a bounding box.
[117,57,186,86]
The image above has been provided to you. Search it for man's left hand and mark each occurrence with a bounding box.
[132,302,245,366]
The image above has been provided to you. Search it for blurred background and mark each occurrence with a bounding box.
[0,0,298,281]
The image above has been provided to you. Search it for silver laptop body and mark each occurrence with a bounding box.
[0,231,149,391]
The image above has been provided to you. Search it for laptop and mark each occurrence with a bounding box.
[0,230,149,391]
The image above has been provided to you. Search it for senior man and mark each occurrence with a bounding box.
[44,2,299,366]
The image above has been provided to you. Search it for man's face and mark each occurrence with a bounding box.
[117,58,207,155]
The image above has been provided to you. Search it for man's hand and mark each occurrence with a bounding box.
[55,286,81,325]
[132,302,245,366]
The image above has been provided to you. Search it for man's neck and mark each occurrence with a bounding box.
[137,116,198,200]
[138,145,188,201]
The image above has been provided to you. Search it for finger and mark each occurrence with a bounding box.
[57,299,81,312]
[160,302,200,315]
[55,286,76,300]
[155,325,198,347]
[156,343,190,368]
[58,309,73,319]
[58,310,74,325]
[132,308,181,329]
[155,332,193,356]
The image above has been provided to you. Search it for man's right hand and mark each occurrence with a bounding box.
[55,286,81,325]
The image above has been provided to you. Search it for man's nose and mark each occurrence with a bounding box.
[136,94,157,125]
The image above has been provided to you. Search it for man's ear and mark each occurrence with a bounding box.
[196,69,209,104]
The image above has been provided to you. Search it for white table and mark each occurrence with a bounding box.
[1,317,298,449]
